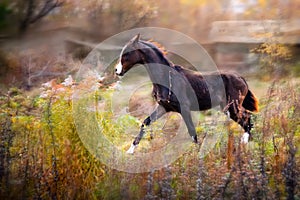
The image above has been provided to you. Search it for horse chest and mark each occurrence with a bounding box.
[151,86,180,112]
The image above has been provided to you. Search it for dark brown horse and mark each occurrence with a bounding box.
[115,34,259,154]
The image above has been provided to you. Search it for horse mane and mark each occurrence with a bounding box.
[139,39,173,67]
[146,39,168,56]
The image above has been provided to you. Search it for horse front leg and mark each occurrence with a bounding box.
[127,105,166,154]
[181,106,198,144]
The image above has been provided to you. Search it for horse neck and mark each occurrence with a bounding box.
[142,48,173,84]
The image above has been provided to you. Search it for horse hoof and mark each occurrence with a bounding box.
[192,135,198,144]
[126,144,136,154]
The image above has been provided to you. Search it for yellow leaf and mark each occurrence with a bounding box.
[26,124,31,130]
[35,122,41,129]
[11,117,16,123]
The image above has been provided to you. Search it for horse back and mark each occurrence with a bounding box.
[179,67,249,109]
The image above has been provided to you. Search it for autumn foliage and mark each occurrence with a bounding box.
[0,70,299,199]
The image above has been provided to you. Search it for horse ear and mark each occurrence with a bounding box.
[131,33,140,44]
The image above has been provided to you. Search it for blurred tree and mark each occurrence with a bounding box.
[0,1,12,31]
[87,0,157,37]
[252,33,292,79]
[153,0,232,42]
[242,0,300,20]
[17,0,64,33]
[0,0,64,35]
[55,0,157,39]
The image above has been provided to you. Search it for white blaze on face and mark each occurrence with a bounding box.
[115,43,128,75]
[115,60,123,75]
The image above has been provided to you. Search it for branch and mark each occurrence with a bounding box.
[19,0,64,33]
[29,0,64,24]
[19,0,36,32]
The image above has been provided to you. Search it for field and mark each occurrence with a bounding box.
[0,1,299,197]
[0,59,299,199]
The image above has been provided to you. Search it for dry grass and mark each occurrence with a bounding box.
[0,52,299,199]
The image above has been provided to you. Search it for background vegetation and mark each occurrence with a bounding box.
[0,0,299,199]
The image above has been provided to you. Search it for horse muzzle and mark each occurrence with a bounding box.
[115,69,124,76]
[116,61,126,76]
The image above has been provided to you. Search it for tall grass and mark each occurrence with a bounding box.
[0,77,299,199]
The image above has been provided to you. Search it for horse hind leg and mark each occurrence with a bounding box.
[181,107,198,144]
[225,102,252,143]
[240,110,253,143]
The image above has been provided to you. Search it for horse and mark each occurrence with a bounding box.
[115,34,259,154]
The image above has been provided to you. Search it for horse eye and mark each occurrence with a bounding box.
[123,54,129,62]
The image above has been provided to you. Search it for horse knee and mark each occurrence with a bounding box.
[143,117,151,126]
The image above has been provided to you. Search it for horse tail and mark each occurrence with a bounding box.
[242,89,259,112]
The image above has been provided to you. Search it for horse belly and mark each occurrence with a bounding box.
[158,99,181,112]
[189,94,212,111]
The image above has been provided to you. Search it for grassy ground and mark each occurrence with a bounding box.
[0,74,299,199]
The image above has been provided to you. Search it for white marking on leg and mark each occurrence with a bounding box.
[126,143,136,154]
[115,61,123,75]
[241,132,249,144]
[226,111,230,118]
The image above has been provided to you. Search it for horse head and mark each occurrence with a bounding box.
[115,34,144,76]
